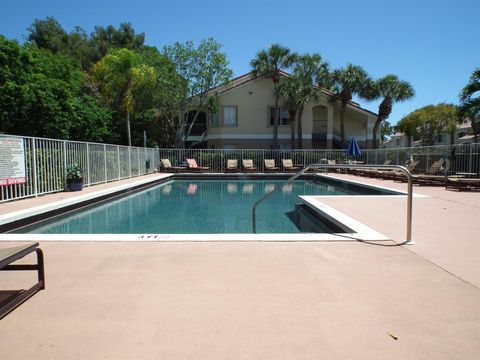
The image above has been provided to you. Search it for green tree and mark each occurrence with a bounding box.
[367,74,415,148]
[458,68,480,143]
[250,44,296,148]
[163,38,232,147]
[93,48,157,146]
[293,53,329,149]
[395,114,418,147]
[330,64,372,148]
[0,36,110,140]
[27,16,68,53]
[27,17,145,70]
[397,103,457,146]
[90,23,145,64]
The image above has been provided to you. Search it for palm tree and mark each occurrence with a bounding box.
[250,44,295,147]
[379,120,393,143]
[330,64,371,148]
[273,76,301,148]
[93,49,156,146]
[459,68,480,143]
[293,53,329,149]
[368,74,415,148]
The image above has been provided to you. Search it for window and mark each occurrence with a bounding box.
[396,138,401,146]
[437,134,443,143]
[269,107,289,126]
[210,112,220,128]
[222,106,237,127]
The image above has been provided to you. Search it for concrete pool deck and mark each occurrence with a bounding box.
[0,173,479,359]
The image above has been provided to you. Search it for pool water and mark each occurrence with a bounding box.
[16,179,395,234]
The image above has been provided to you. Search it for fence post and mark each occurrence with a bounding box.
[117,146,121,179]
[128,147,132,178]
[32,138,38,197]
[469,144,473,174]
[137,148,140,176]
[86,143,90,186]
[63,141,67,190]
[104,144,108,183]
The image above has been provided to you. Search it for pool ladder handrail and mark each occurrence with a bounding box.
[251,163,415,245]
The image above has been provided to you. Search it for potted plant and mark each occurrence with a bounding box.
[66,163,84,191]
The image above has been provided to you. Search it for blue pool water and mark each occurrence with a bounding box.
[16,178,397,234]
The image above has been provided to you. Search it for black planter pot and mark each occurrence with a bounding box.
[67,180,84,191]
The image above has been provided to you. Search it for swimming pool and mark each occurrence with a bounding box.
[12,177,400,234]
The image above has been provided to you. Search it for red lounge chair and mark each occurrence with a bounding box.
[186,158,210,172]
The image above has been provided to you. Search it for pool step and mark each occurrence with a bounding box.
[286,204,346,233]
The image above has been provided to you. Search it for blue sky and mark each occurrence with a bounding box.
[1,0,478,125]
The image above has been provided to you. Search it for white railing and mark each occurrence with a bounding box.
[1,134,478,203]
[158,143,479,175]
[1,135,160,203]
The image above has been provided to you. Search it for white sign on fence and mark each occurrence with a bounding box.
[0,136,26,186]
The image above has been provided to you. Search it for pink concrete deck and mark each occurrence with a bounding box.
[0,173,479,359]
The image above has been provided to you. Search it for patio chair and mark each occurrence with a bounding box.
[225,159,238,173]
[413,159,447,186]
[313,159,334,174]
[352,159,392,176]
[186,158,210,172]
[371,160,420,180]
[160,159,186,173]
[242,159,258,172]
[0,243,45,319]
[445,177,480,191]
[264,159,279,172]
[282,159,301,172]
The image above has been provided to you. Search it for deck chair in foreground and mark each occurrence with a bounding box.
[0,243,45,319]
[445,177,480,191]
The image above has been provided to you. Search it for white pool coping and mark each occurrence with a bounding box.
[0,173,425,242]
[0,174,172,226]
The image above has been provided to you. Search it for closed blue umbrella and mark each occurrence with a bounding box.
[347,137,362,157]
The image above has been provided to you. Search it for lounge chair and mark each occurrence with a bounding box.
[321,159,336,173]
[413,159,446,186]
[352,159,392,176]
[225,159,238,173]
[242,159,258,172]
[282,159,301,172]
[186,158,210,172]
[160,159,186,173]
[0,243,45,319]
[445,177,480,191]
[264,159,279,172]
[373,160,420,180]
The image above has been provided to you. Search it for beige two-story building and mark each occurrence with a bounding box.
[185,71,378,149]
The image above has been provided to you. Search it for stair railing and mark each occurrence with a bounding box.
[251,163,415,245]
